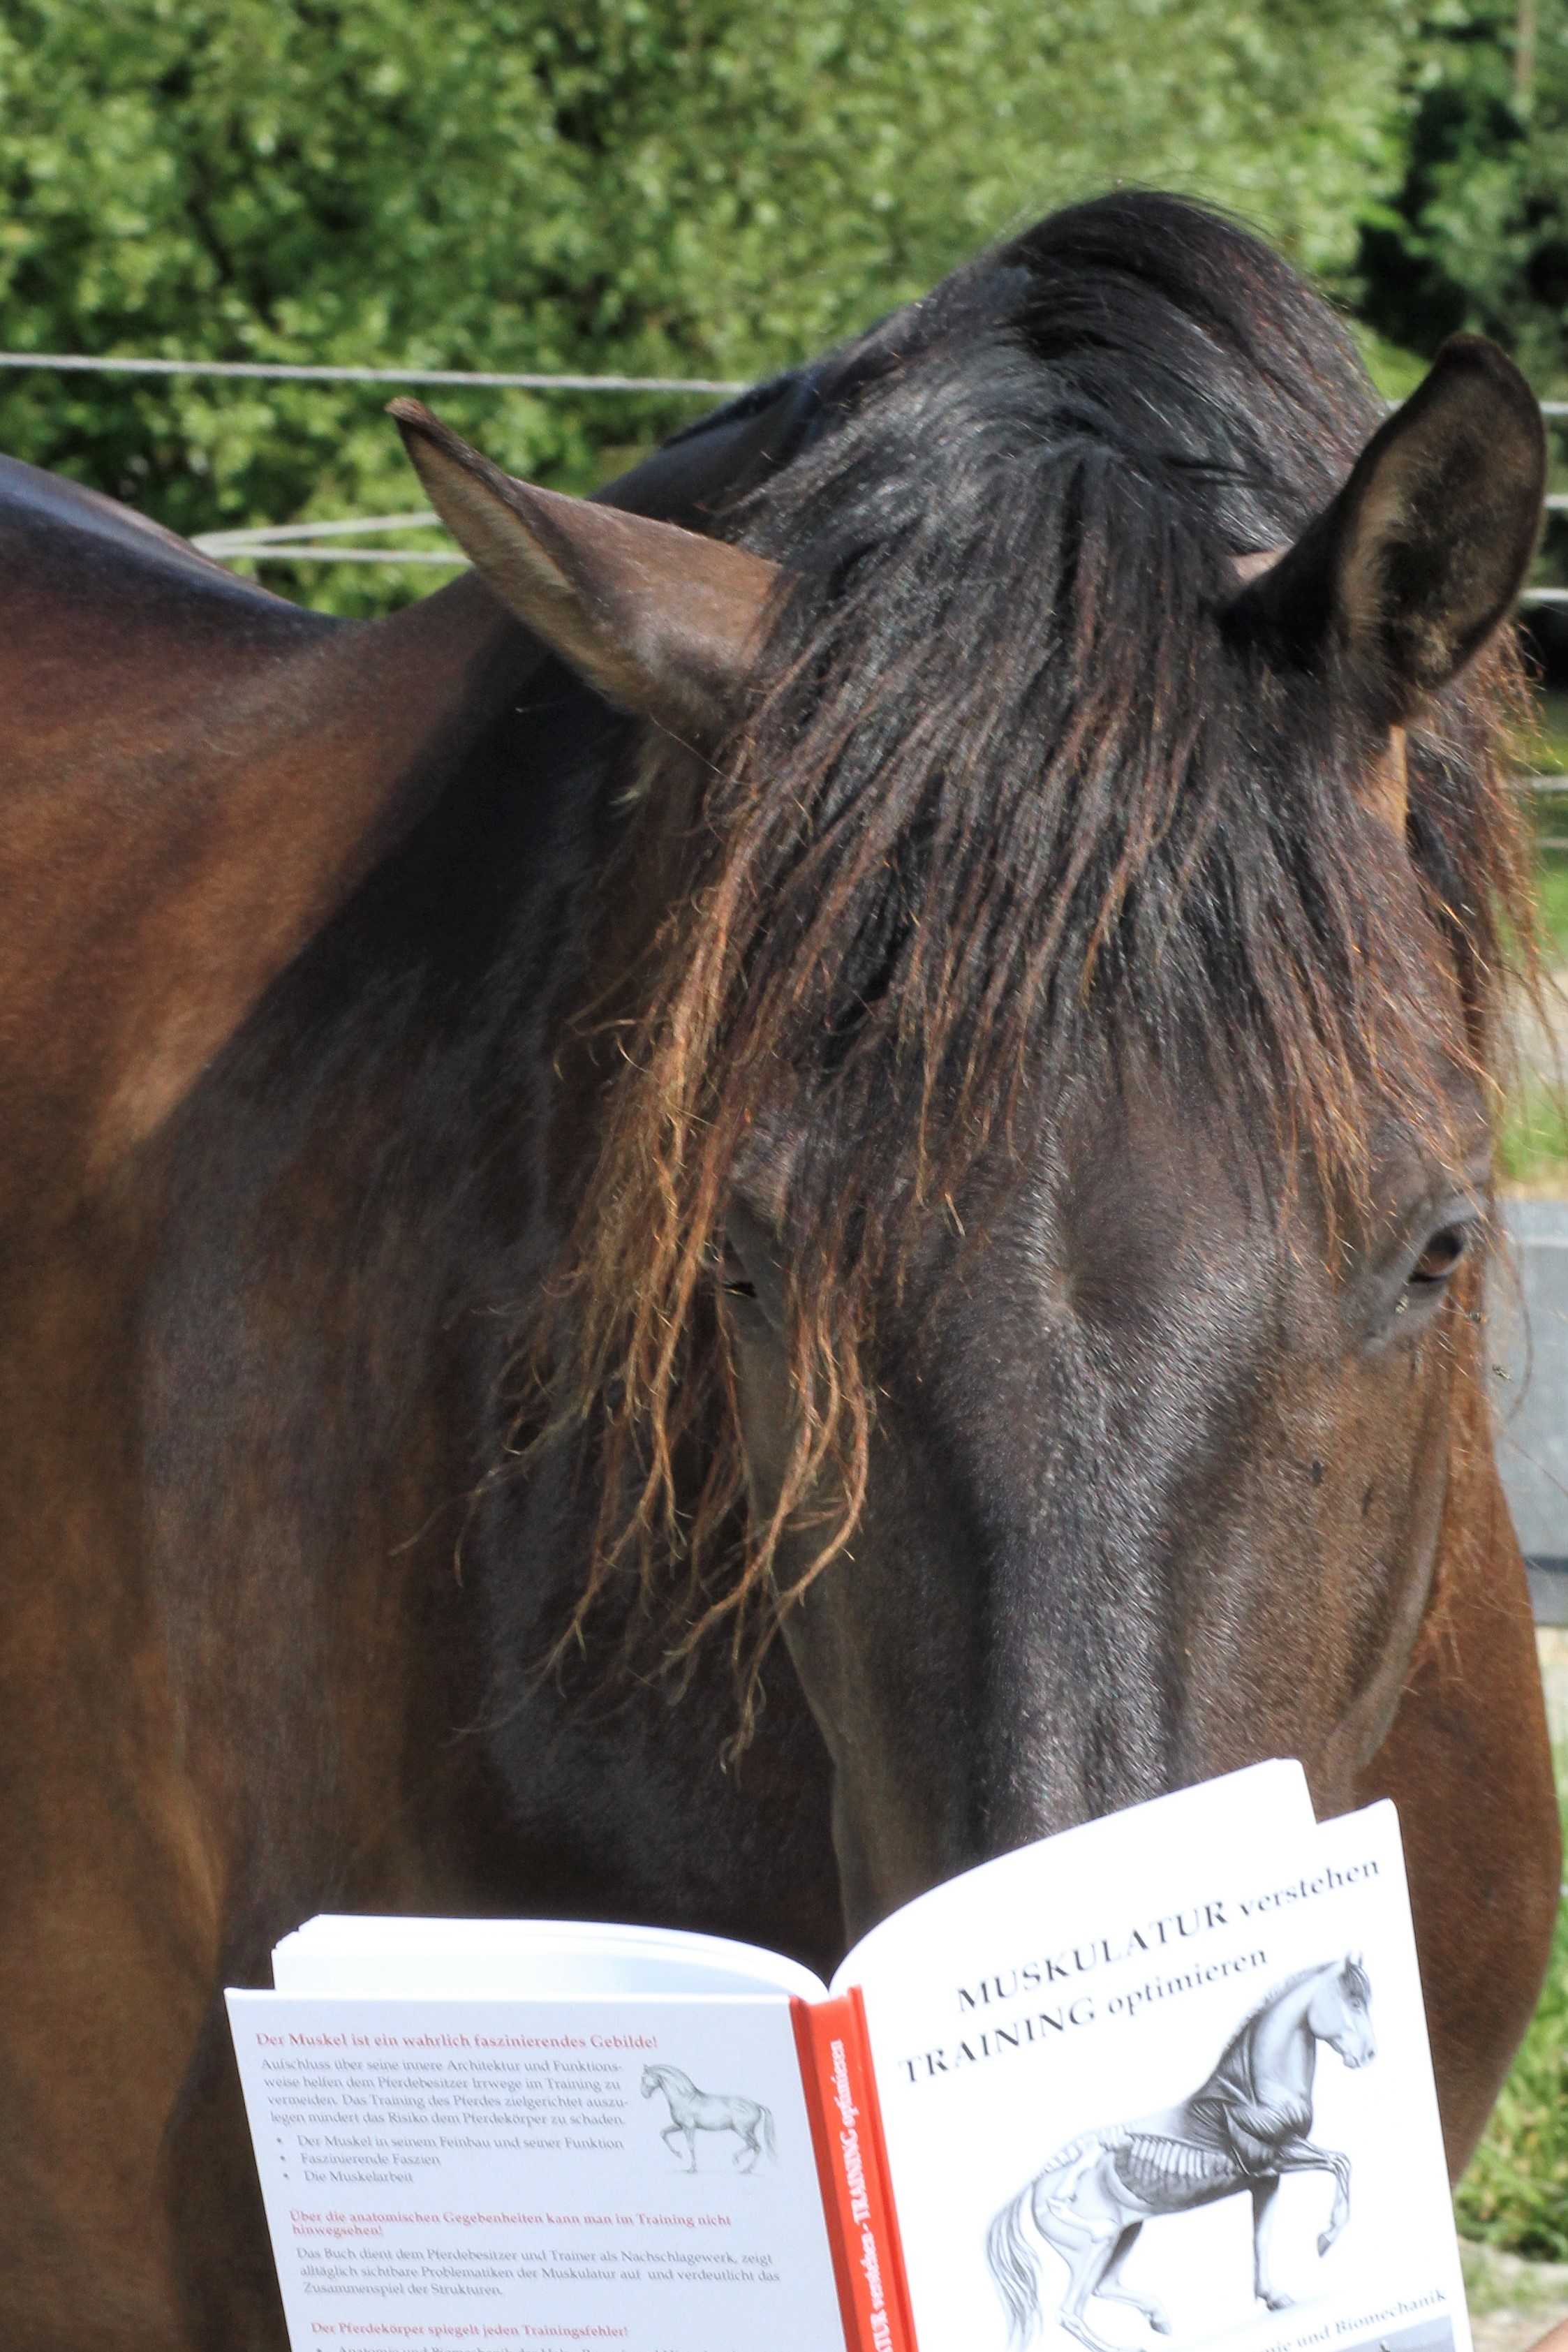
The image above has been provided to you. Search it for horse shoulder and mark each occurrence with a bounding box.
[0,455,549,1190]
[0,458,552,2335]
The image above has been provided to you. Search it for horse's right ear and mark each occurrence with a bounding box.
[1231,336,1545,723]
[390,400,783,744]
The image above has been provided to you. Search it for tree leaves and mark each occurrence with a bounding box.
[0,0,1419,611]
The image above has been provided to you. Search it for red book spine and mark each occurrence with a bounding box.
[791,1993,918,2352]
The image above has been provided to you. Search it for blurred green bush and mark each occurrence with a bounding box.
[0,0,1419,609]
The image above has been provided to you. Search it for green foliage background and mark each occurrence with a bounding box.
[1361,1,1568,384]
[0,0,1420,609]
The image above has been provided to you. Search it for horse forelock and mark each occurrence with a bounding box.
[549,193,1530,1709]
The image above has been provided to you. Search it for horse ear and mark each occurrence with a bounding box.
[1232,336,1545,723]
[390,400,782,744]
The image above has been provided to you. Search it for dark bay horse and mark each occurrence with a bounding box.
[0,196,1557,2349]
[988,1956,1375,2346]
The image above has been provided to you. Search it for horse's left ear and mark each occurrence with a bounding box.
[1232,335,1546,724]
[390,399,783,744]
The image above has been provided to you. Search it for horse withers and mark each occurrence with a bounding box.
[0,195,1556,2349]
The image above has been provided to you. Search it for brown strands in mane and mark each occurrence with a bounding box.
[539,195,1533,1723]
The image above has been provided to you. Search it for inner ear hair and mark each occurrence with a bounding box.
[1232,334,1546,725]
[1232,547,1285,586]
[1231,551,1408,840]
[1366,723,1408,839]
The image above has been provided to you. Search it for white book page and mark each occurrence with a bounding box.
[277,1914,828,2003]
[850,1801,1467,2352]
[831,1759,1315,1997]
[227,1990,843,2352]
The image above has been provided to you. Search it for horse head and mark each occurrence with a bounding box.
[639,2066,663,2098]
[399,198,1544,1943]
[1312,1954,1377,2071]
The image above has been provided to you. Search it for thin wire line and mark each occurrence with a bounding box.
[0,343,1555,408]
[0,352,746,394]
[216,546,468,565]
[193,510,439,550]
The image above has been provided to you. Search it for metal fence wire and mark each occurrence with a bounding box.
[6,348,1568,594]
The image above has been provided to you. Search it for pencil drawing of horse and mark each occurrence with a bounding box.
[0,194,1560,2345]
[987,1958,1376,2349]
[641,2064,777,2172]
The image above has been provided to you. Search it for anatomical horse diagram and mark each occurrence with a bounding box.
[641,2064,777,2173]
[987,1958,1375,2348]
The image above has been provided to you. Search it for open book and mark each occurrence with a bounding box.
[228,1761,1467,2352]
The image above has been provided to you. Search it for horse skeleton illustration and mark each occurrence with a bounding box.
[987,1956,1375,2350]
[640,2064,777,2173]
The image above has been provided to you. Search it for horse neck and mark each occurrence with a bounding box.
[1245,1972,1326,2099]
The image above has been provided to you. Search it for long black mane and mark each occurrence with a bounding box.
[555,194,1528,1677]
[718,193,1516,1114]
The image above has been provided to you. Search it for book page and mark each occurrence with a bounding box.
[848,1798,1467,2352]
[274,1916,829,2004]
[227,1990,845,2352]
[833,1759,1315,1999]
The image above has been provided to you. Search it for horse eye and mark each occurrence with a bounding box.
[714,1238,757,1301]
[1409,1225,1470,1287]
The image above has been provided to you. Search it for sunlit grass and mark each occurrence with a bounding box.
[1500,1080,1568,1192]
[1536,855,1568,970]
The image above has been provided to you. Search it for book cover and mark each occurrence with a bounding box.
[227,1763,1468,2352]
